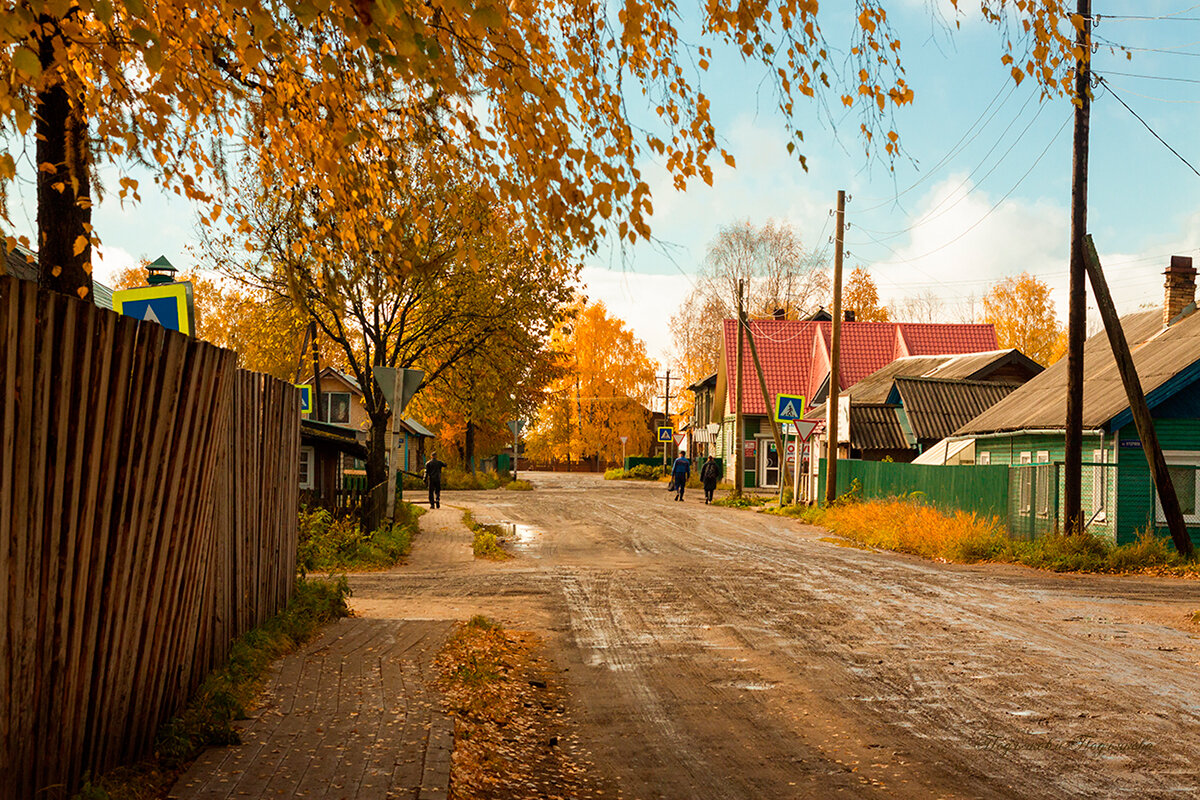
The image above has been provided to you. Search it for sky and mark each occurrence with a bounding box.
[7,2,1200,370]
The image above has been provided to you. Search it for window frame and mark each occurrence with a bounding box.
[299,446,315,490]
[1018,451,1032,513]
[1155,451,1200,525]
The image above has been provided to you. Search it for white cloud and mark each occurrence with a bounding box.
[92,243,139,286]
[862,174,1200,324]
[579,265,694,366]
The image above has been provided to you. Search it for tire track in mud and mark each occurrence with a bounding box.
[356,475,1200,799]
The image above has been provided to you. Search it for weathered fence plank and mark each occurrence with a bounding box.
[0,276,301,798]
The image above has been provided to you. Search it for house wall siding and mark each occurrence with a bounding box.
[1114,420,1200,546]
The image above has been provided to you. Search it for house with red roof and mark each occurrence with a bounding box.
[709,317,999,488]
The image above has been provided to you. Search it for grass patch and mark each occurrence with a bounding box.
[462,511,513,560]
[806,497,1200,574]
[503,479,533,491]
[711,492,769,509]
[74,577,351,800]
[402,468,514,491]
[297,503,423,573]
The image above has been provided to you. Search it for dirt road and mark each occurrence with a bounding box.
[353,472,1200,799]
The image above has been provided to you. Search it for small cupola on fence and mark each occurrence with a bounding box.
[1164,255,1197,326]
[145,255,178,285]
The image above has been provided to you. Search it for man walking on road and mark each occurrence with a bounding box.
[671,449,691,502]
[700,455,720,504]
[423,452,446,509]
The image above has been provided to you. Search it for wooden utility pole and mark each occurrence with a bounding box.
[1064,0,1092,534]
[734,280,745,496]
[1082,237,1193,557]
[824,190,846,505]
[742,313,786,498]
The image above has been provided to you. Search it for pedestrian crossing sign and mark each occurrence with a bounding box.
[657,426,674,443]
[774,394,806,423]
[297,385,313,414]
[112,281,196,336]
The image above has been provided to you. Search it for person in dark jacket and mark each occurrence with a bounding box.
[671,450,691,501]
[700,456,720,504]
[423,452,447,509]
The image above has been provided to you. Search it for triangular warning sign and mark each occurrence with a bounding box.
[143,305,162,325]
[781,400,798,419]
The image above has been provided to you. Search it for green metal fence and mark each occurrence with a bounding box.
[818,458,1011,521]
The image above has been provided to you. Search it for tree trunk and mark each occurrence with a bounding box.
[465,420,476,474]
[37,15,93,299]
[366,411,389,493]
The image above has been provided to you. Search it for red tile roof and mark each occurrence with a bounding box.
[722,318,999,415]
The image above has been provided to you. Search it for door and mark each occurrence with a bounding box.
[759,438,779,488]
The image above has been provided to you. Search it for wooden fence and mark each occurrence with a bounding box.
[0,276,300,798]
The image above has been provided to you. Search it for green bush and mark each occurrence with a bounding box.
[297,503,423,572]
[627,464,663,480]
[503,479,533,491]
[604,467,627,480]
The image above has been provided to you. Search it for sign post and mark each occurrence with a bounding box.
[620,435,628,468]
[374,366,424,520]
[787,420,819,504]
[507,419,525,481]
[773,394,806,504]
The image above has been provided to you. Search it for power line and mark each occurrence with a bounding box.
[1098,75,1200,179]
[1095,5,1200,21]
[852,94,1047,241]
[855,81,1018,214]
[862,114,1071,270]
[1099,69,1200,85]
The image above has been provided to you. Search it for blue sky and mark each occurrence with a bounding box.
[7,2,1200,364]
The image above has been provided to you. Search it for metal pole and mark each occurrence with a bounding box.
[385,368,402,520]
[825,190,846,505]
[1064,0,1092,534]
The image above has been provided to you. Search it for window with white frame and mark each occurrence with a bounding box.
[978,451,991,466]
[1036,451,1051,517]
[300,447,315,490]
[1157,451,1200,525]
[1018,452,1032,513]
[1090,449,1107,520]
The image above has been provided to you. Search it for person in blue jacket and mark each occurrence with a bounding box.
[671,449,691,501]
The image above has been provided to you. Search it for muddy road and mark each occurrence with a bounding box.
[352,472,1200,799]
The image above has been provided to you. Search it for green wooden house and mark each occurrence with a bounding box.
[956,257,1200,545]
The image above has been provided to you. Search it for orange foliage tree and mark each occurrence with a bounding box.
[528,300,658,468]
[982,271,1066,366]
[1,1,1086,303]
[843,266,890,322]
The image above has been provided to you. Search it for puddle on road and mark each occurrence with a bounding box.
[499,521,542,553]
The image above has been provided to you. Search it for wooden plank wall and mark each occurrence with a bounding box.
[0,276,301,798]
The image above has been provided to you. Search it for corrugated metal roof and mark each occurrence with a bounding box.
[958,310,1189,434]
[401,416,434,438]
[2,242,38,282]
[805,349,1033,420]
[892,377,1018,441]
[850,404,908,451]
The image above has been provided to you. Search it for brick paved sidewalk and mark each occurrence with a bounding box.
[170,618,454,800]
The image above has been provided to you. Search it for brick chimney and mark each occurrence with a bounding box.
[1164,255,1197,326]
[772,307,786,321]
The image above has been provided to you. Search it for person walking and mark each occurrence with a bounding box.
[700,455,720,504]
[671,449,691,501]
[423,451,447,509]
